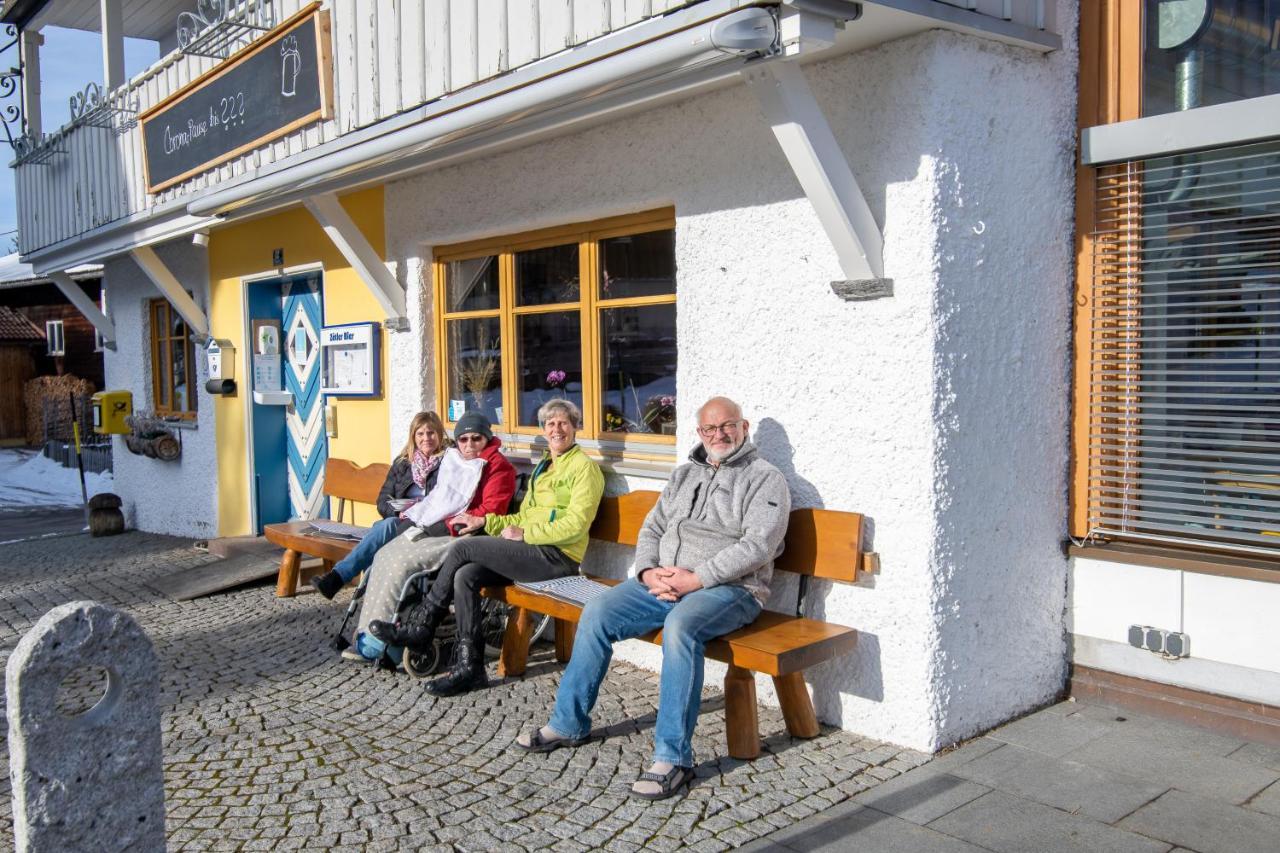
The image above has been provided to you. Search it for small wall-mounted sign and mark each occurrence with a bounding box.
[139,4,333,193]
[272,248,284,266]
[320,322,381,397]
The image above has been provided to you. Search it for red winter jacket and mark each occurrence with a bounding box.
[465,438,517,522]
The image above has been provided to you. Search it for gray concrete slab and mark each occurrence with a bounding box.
[1231,741,1280,773]
[928,790,1171,853]
[985,708,1118,758]
[754,803,992,853]
[950,741,1169,823]
[852,771,989,825]
[1065,729,1279,805]
[1119,788,1280,853]
[1247,779,1280,819]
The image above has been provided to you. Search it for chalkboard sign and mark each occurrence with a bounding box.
[140,5,332,193]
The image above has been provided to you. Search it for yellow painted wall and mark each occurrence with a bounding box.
[208,187,390,536]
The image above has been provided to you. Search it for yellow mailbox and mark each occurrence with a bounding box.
[92,390,133,435]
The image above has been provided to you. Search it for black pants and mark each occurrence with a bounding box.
[426,536,578,643]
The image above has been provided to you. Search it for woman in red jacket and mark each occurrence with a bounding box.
[310,412,515,599]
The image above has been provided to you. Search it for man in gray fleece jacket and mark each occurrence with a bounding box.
[516,397,791,801]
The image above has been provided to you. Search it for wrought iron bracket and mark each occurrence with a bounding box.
[177,0,276,60]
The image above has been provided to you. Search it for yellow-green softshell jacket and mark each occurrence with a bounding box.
[484,444,605,564]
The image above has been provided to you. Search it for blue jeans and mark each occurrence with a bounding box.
[548,578,761,766]
[333,516,406,582]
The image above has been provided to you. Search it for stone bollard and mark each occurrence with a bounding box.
[6,601,166,852]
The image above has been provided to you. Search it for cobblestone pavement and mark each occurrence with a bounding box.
[0,530,929,851]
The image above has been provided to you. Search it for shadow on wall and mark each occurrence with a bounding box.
[755,417,884,721]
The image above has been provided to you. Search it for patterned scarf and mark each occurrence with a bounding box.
[411,449,443,489]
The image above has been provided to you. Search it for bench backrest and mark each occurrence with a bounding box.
[589,491,865,583]
[324,459,389,520]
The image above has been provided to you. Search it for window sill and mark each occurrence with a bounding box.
[1068,541,1280,585]
[155,415,199,431]
[496,433,677,479]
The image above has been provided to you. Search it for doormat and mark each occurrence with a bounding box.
[150,552,285,601]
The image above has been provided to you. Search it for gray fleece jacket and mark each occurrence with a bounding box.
[634,439,791,606]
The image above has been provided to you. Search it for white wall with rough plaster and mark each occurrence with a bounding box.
[102,240,219,540]
[384,15,1077,750]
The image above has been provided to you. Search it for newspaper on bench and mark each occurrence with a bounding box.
[514,575,611,607]
[304,520,369,541]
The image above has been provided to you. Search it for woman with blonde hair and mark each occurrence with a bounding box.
[311,411,452,599]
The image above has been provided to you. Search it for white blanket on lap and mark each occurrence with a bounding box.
[402,447,486,529]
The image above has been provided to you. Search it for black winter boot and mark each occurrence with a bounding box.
[424,639,489,697]
[310,570,344,600]
[369,604,447,651]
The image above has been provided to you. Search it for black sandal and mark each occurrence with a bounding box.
[516,727,591,753]
[629,765,695,801]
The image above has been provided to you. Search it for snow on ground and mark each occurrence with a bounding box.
[0,449,114,509]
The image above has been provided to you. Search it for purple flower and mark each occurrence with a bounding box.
[660,396,676,407]
[546,369,567,387]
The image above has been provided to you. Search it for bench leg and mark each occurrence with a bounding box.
[724,665,761,760]
[773,672,820,738]
[275,549,301,598]
[498,606,535,678]
[554,618,575,663]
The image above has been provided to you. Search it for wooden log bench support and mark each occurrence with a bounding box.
[263,459,389,597]
[481,491,871,761]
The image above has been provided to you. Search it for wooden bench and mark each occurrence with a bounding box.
[482,490,872,761]
[264,458,388,597]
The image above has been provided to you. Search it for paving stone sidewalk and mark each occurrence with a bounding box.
[745,695,1280,852]
[0,530,929,851]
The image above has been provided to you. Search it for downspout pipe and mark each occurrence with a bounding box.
[188,7,778,219]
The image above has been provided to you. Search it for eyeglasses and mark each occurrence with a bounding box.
[456,434,487,444]
[697,420,744,438]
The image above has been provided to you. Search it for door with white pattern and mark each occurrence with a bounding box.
[282,272,328,520]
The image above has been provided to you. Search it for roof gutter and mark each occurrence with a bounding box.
[188,5,780,219]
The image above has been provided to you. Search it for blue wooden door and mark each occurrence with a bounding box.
[282,273,328,520]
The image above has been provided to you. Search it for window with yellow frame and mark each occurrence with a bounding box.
[149,298,197,418]
[434,209,677,444]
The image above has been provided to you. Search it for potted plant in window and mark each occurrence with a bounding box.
[642,395,677,435]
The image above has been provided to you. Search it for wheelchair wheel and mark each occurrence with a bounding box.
[480,598,553,657]
[403,640,446,679]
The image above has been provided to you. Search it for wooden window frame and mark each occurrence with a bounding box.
[433,208,677,445]
[1070,1,1143,538]
[149,298,198,420]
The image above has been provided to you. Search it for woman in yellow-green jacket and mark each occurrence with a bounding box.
[370,397,604,696]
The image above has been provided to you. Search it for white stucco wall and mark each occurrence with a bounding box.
[384,14,1076,750]
[102,240,218,540]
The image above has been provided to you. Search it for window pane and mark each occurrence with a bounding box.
[599,229,675,300]
[516,312,582,427]
[172,338,189,412]
[600,303,676,434]
[446,317,503,424]
[515,243,579,306]
[447,256,500,312]
[171,310,186,339]
[1086,139,1280,553]
[157,339,172,409]
[1143,1,1280,117]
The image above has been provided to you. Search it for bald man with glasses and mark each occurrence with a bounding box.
[516,396,791,801]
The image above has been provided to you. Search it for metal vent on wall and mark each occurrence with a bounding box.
[1086,138,1280,556]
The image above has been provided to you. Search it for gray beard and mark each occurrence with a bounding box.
[706,439,743,463]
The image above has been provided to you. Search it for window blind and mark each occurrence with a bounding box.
[1087,139,1280,555]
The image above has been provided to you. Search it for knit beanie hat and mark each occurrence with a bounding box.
[454,411,494,442]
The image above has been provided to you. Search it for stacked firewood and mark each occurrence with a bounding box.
[23,375,94,447]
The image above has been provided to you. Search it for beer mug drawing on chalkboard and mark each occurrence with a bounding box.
[281,35,300,97]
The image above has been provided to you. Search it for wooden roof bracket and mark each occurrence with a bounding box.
[46,270,116,350]
[303,192,408,331]
[129,245,210,342]
[742,49,891,300]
